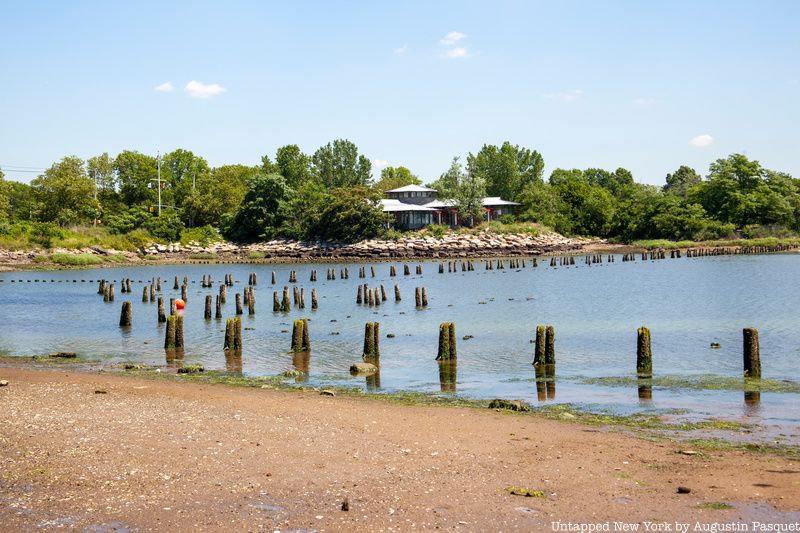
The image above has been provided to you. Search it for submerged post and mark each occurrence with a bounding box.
[291,319,310,352]
[157,296,166,323]
[205,295,213,320]
[636,326,652,377]
[743,327,761,378]
[311,288,318,310]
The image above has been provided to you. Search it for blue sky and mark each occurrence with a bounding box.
[1,0,797,185]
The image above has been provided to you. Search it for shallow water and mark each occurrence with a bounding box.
[1,254,799,440]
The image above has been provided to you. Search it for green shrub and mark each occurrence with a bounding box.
[425,224,449,238]
[188,252,218,260]
[29,222,64,248]
[180,225,222,246]
[50,253,104,266]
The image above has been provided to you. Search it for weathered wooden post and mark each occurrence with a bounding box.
[181,284,188,302]
[224,318,235,350]
[370,266,375,277]
[233,316,242,349]
[636,327,652,377]
[235,293,243,315]
[156,277,161,291]
[390,265,396,276]
[291,319,310,352]
[299,288,305,309]
[380,284,387,301]
[362,322,380,359]
[311,288,318,310]
[108,283,115,302]
[98,279,106,295]
[293,286,300,306]
[219,284,226,304]
[421,287,428,307]
[281,286,291,312]
[544,325,555,366]
[174,276,179,290]
[415,287,422,307]
[170,297,176,316]
[150,283,155,302]
[271,271,276,284]
[175,315,184,348]
[142,286,149,302]
[205,295,213,319]
[533,325,546,366]
[165,315,177,348]
[215,295,222,319]
[436,323,457,360]
[119,301,132,327]
[743,327,761,378]
[394,285,401,301]
[357,284,363,304]
[273,291,280,312]
[158,297,166,323]
[404,264,410,275]
[248,289,255,315]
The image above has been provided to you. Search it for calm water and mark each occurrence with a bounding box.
[1,254,799,438]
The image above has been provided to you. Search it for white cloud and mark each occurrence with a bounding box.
[184,80,226,99]
[542,89,584,102]
[373,159,389,169]
[633,97,656,107]
[445,47,469,59]
[689,134,714,147]
[440,31,467,46]
[154,81,174,93]
[394,44,408,55]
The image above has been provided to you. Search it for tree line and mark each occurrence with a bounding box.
[0,138,797,245]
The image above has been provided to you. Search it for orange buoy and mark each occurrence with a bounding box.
[175,298,185,310]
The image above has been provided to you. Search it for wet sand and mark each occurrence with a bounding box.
[1,367,798,531]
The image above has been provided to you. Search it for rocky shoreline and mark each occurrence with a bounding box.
[0,231,596,269]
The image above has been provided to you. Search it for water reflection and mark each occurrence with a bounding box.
[366,362,381,390]
[744,390,761,414]
[534,364,555,401]
[225,349,243,374]
[637,377,653,403]
[292,350,310,383]
[438,360,457,392]
[165,348,184,370]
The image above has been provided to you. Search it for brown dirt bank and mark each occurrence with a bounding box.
[1,367,798,531]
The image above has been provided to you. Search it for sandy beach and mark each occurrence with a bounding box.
[1,367,798,531]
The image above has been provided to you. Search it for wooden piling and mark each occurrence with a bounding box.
[436,323,457,360]
[281,286,291,312]
[743,327,761,378]
[421,287,428,307]
[357,284,363,304]
[174,315,184,348]
[205,295,212,319]
[311,288,318,310]
[142,286,149,302]
[119,301,132,327]
[380,284,387,301]
[291,319,310,352]
[533,325,546,366]
[394,285,401,301]
[235,293,243,315]
[415,287,422,308]
[544,325,555,365]
[636,326,652,377]
[158,297,166,323]
[215,295,222,319]
[362,322,380,359]
[273,291,280,312]
[219,284,227,304]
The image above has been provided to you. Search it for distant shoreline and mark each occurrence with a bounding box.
[1,234,798,272]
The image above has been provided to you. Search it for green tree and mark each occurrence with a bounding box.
[374,166,421,193]
[274,144,312,188]
[307,187,384,242]
[467,141,544,201]
[87,153,116,192]
[114,150,158,207]
[184,164,253,227]
[279,180,328,240]
[428,157,464,199]
[311,139,372,188]
[31,156,98,225]
[162,149,210,208]
[663,165,701,197]
[7,181,36,220]
[224,173,293,241]
[0,169,9,219]
[517,181,573,234]
[453,171,487,226]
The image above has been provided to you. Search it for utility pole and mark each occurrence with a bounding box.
[156,152,162,216]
